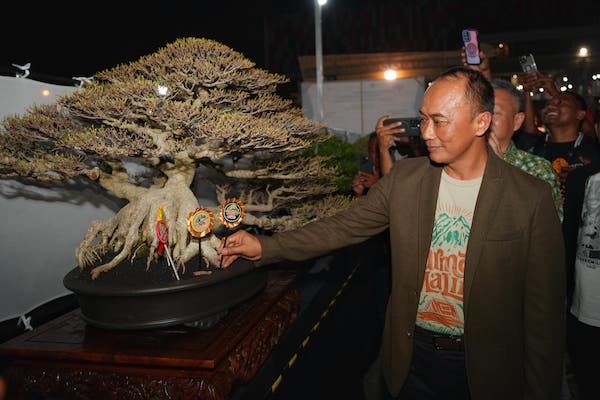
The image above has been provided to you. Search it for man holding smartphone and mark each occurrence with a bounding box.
[352,132,381,197]
[373,116,427,176]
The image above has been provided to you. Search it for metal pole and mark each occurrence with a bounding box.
[314,0,324,122]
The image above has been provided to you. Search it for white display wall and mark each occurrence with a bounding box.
[0,76,120,325]
[301,77,425,141]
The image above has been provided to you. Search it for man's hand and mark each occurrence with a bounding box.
[352,171,379,196]
[375,115,406,150]
[218,230,262,268]
[519,71,559,97]
[461,46,491,80]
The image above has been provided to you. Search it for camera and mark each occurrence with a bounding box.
[519,54,537,73]
[382,117,421,137]
[461,29,481,65]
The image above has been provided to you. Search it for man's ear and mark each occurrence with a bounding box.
[513,111,525,132]
[475,111,493,137]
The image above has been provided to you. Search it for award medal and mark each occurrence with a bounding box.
[186,207,215,238]
[186,207,215,270]
[218,198,245,268]
[218,198,245,229]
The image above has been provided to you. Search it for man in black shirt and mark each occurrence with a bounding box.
[518,91,600,202]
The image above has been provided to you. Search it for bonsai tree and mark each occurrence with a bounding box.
[0,37,353,280]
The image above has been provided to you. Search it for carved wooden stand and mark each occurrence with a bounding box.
[0,270,300,400]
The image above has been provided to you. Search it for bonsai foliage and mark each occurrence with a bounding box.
[305,134,361,194]
[0,37,352,279]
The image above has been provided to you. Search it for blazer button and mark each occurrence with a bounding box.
[406,330,412,337]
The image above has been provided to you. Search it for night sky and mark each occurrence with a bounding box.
[1,0,598,82]
[0,1,316,78]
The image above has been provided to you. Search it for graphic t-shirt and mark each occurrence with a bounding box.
[531,133,600,204]
[570,171,600,327]
[416,170,482,335]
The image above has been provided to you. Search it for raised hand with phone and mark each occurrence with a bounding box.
[373,115,427,176]
[460,28,491,80]
[514,55,561,137]
[375,115,408,175]
[516,52,559,97]
[518,70,559,97]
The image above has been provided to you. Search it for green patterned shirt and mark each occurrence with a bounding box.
[504,141,563,222]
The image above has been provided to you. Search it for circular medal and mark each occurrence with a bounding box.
[186,207,214,238]
[218,198,245,229]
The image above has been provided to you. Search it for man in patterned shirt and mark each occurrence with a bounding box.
[488,78,563,221]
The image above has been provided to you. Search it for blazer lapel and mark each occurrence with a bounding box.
[417,162,442,288]
[463,149,504,309]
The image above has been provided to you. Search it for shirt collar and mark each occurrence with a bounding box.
[503,140,518,160]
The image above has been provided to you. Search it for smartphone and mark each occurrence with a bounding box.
[462,29,481,65]
[519,53,538,73]
[382,117,421,137]
[360,155,373,173]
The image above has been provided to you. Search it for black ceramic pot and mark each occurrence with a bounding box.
[63,259,267,330]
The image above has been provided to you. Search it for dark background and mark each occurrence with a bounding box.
[1,0,599,84]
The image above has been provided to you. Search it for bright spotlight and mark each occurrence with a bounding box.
[384,69,397,80]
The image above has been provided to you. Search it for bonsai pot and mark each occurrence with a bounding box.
[63,258,267,330]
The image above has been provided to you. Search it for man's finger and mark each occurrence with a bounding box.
[220,254,238,269]
[376,115,390,127]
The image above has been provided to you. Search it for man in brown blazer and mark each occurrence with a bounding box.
[219,67,565,399]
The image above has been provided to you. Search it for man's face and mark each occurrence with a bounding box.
[490,88,523,143]
[541,93,585,128]
[419,77,489,166]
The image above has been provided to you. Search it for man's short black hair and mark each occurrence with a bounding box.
[436,66,495,118]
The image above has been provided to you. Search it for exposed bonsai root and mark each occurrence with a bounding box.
[78,178,201,279]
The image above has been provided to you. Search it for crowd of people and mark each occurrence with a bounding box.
[218,44,600,399]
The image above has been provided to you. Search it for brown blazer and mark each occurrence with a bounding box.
[259,147,565,400]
